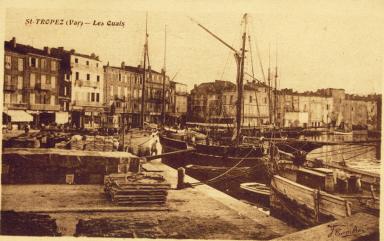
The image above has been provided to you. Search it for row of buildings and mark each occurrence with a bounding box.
[188,80,381,130]
[3,37,188,130]
[3,37,381,131]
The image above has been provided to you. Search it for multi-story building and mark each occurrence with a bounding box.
[143,67,171,124]
[4,38,61,128]
[276,89,333,128]
[103,63,172,127]
[51,48,104,129]
[103,62,142,128]
[169,81,188,125]
[188,80,271,126]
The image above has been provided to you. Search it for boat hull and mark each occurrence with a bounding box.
[270,175,351,228]
[159,135,266,168]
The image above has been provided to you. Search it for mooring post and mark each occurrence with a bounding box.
[177,167,185,189]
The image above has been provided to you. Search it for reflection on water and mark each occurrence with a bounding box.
[303,134,381,174]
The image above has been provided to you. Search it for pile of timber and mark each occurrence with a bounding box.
[104,173,171,206]
[75,218,165,238]
[0,211,61,236]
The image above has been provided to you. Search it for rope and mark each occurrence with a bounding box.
[309,145,373,159]
[342,147,376,161]
[309,145,372,155]
[190,146,256,186]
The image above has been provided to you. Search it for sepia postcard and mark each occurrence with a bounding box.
[0,0,383,241]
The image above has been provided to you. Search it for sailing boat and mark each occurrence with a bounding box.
[160,14,269,171]
[160,14,327,171]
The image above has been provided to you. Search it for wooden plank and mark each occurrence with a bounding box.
[273,175,349,218]
[272,175,315,209]
[272,213,379,241]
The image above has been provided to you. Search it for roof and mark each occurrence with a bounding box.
[192,80,236,95]
[72,52,101,61]
[5,39,60,60]
[104,65,163,75]
[50,47,100,61]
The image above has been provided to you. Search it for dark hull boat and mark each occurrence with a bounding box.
[159,134,266,168]
[159,132,324,168]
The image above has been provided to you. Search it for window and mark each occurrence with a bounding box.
[119,73,121,81]
[4,93,11,103]
[86,61,89,66]
[18,58,23,71]
[64,86,67,96]
[41,75,46,84]
[51,61,57,71]
[117,87,121,97]
[249,95,253,103]
[17,76,23,89]
[96,93,100,102]
[51,76,56,88]
[51,95,55,106]
[30,73,36,88]
[230,95,233,104]
[5,55,11,69]
[96,63,99,68]
[75,58,78,63]
[75,72,79,80]
[5,75,11,86]
[41,59,47,69]
[30,57,38,68]
[91,93,95,102]
[97,75,100,82]
[87,74,90,80]
[264,97,267,104]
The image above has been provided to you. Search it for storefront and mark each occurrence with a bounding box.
[3,110,33,130]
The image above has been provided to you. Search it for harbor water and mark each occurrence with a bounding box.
[304,133,381,174]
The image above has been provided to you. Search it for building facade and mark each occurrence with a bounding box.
[51,47,104,129]
[103,63,173,128]
[4,38,61,128]
[103,63,142,128]
[169,81,188,125]
[276,89,333,128]
[188,80,271,126]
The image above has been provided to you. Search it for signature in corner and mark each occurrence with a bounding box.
[327,224,365,238]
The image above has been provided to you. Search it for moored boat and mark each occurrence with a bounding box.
[269,155,380,227]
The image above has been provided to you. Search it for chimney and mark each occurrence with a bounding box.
[91,53,96,58]
[121,61,125,69]
[70,49,75,54]
[44,46,51,55]
[11,37,16,48]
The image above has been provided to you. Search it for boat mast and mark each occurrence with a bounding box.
[190,14,248,145]
[236,14,247,145]
[140,13,149,129]
[274,43,278,127]
[267,44,273,125]
[161,25,167,126]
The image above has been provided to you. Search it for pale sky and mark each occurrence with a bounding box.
[3,0,384,94]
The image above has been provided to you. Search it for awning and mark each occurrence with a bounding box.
[55,112,69,124]
[4,110,33,122]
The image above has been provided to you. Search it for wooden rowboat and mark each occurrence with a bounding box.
[240,182,270,197]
